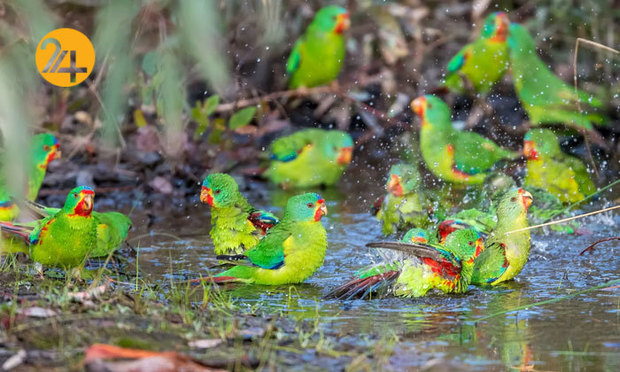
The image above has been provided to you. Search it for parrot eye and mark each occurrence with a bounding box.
[510,197,517,202]
[307,203,314,208]
[214,189,221,195]
[43,145,50,151]
[428,104,433,109]
[468,241,473,245]
[73,192,78,198]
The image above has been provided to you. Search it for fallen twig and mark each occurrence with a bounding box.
[213,84,411,138]
[579,237,620,256]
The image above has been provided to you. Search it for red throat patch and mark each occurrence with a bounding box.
[200,187,214,207]
[314,199,327,221]
[334,13,350,34]
[74,191,94,216]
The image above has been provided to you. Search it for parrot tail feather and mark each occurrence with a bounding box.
[325,270,400,300]
[188,276,242,285]
[0,221,32,243]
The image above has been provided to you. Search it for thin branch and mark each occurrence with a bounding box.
[579,237,620,256]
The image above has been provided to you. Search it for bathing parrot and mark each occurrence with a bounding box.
[412,95,518,184]
[201,173,279,255]
[444,12,510,93]
[523,128,595,203]
[287,5,350,89]
[197,193,328,285]
[507,23,603,130]
[23,200,132,258]
[0,186,97,269]
[327,228,485,299]
[265,129,353,188]
[0,133,61,221]
[372,163,443,236]
[470,187,533,285]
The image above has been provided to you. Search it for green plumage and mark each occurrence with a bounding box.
[0,186,98,269]
[202,174,279,255]
[471,188,532,285]
[214,193,327,285]
[413,95,518,184]
[287,6,349,89]
[265,129,353,188]
[523,128,595,204]
[330,229,485,299]
[374,163,442,236]
[507,23,603,130]
[444,12,510,93]
[20,200,132,258]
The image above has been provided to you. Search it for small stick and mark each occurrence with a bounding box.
[506,204,620,235]
[214,86,335,112]
[579,237,620,256]
[572,38,619,178]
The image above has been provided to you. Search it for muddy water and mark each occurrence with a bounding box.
[126,162,619,371]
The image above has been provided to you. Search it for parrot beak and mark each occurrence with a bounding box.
[52,144,61,160]
[468,238,485,263]
[523,140,539,160]
[518,188,533,209]
[475,237,485,256]
[334,12,350,34]
[315,198,328,221]
[200,186,214,206]
[411,97,426,120]
[337,146,353,165]
[83,193,93,212]
[386,174,403,197]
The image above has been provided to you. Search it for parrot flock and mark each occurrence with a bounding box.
[0,6,610,303]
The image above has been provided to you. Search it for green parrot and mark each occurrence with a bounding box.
[444,12,510,93]
[0,133,61,221]
[265,129,353,188]
[201,173,279,255]
[0,186,97,269]
[444,173,577,236]
[507,23,603,130]
[287,6,350,89]
[470,187,533,285]
[372,163,443,236]
[327,228,485,299]
[412,95,519,184]
[23,200,132,258]
[523,128,596,203]
[196,193,328,285]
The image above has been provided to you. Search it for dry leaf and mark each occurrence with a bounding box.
[83,344,223,372]
[149,176,173,194]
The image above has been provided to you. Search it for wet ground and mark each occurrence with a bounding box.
[113,159,620,371]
